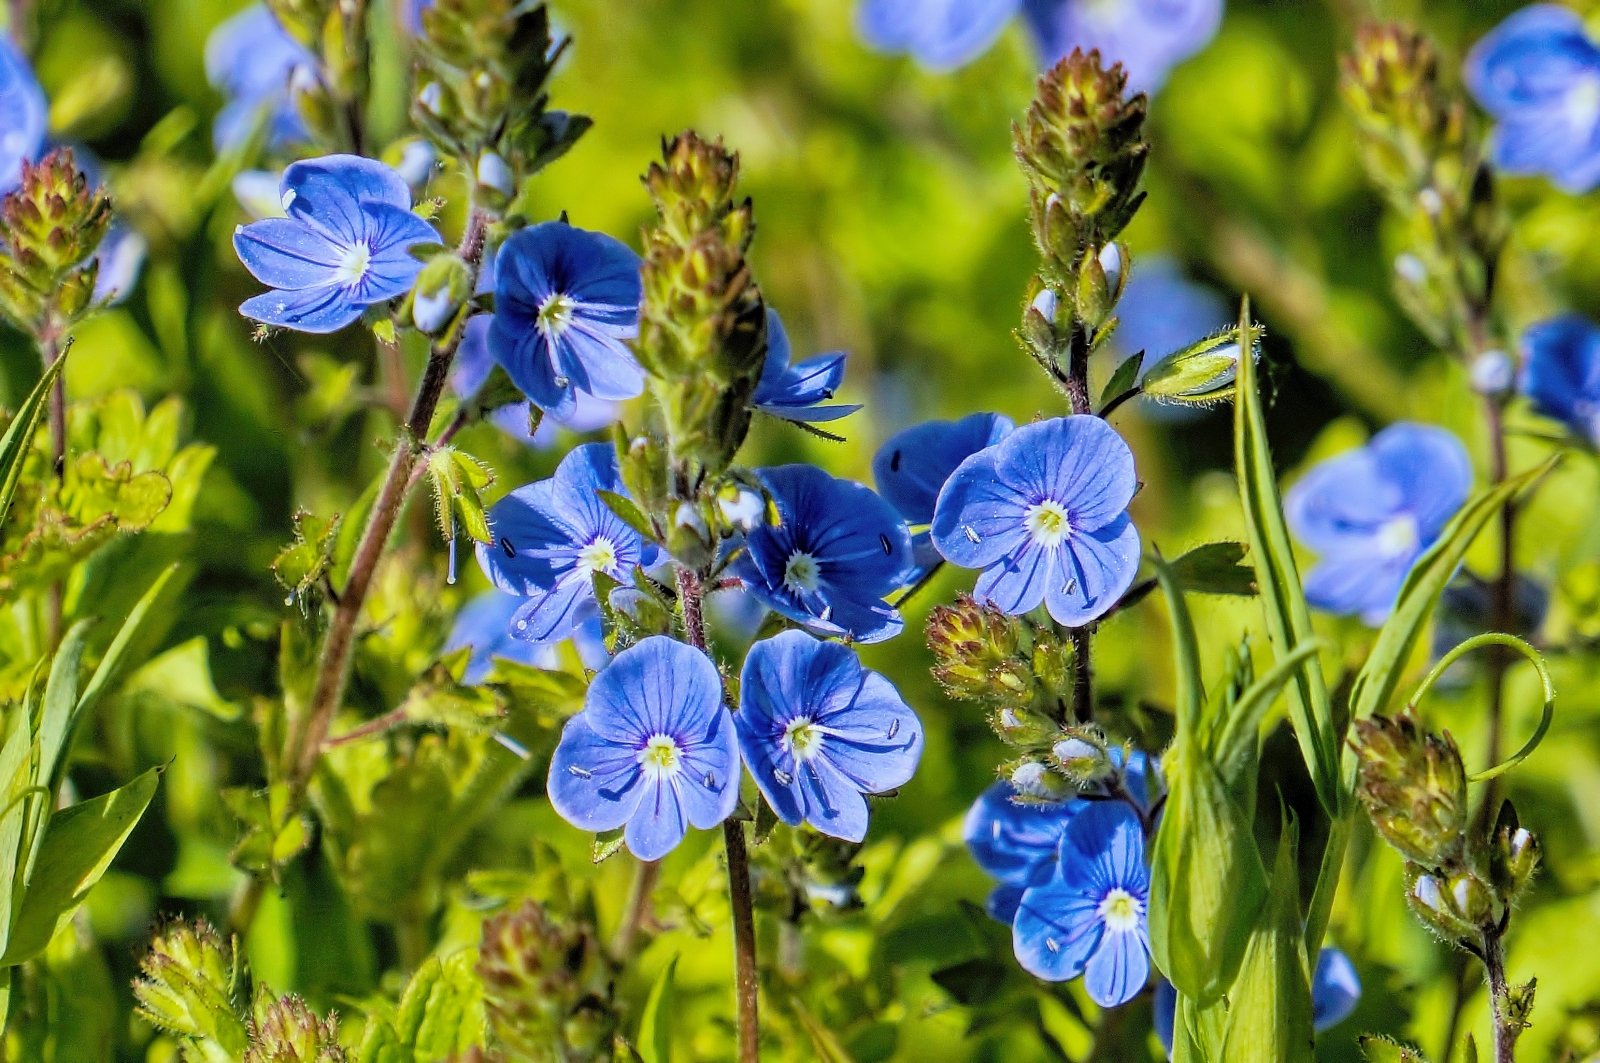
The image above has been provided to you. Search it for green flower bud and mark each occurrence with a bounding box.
[1003,758,1074,803]
[1140,332,1246,404]
[478,899,608,1059]
[132,919,249,1057]
[1489,803,1541,906]
[1051,727,1113,785]
[1351,711,1467,867]
[1405,867,1475,940]
[926,595,1031,704]
[244,991,344,1063]
[409,254,472,336]
[0,148,112,333]
[989,704,1058,748]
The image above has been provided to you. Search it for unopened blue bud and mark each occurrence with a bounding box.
[1471,349,1514,397]
[477,151,514,198]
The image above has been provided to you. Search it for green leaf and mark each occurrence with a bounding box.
[78,562,185,716]
[1169,541,1257,597]
[1233,299,1338,816]
[638,955,678,1063]
[1358,1034,1430,1062]
[1,765,160,966]
[598,489,658,543]
[1098,350,1144,409]
[37,620,93,804]
[0,353,65,528]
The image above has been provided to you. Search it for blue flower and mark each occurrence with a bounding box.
[1023,0,1223,92]
[752,310,861,424]
[857,0,1020,71]
[735,630,922,842]
[489,221,643,417]
[233,155,441,333]
[0,37,46,195]
[1466,5,1600,193]
[1012,801,1150,1006]
[931,415,1141,627]
[1519,314,1600,444]
[855,0,1221,88]
[1286,423,1471,626]
[93,224,147,306]
[875,412,1015,569]
[1153,947,1361,1054]
[547,636,740,861]
[964,782,1077,922]
[453,312,619,447]
[475,442,659,646]
[446,590,608,683]
[730,465,914,643]
[205,4,316,152]
[1112,256,1231,365]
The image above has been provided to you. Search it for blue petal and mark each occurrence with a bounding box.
[507,577,592,646]
[476,480,574,594]
[931,445,1029,569]
[993,416,1138,532]
[239,285,363,333]
[1466,5,1600,115]
[792,758,872,841]
[674,708,741,830]
[812,671,922,794]
[859,0,1021,71]
[0,38,47,194]
[753,310,860,422]
[1082,925,1149,1007]
[1023,0,1221,92]
[624,776,689,861]
[93,225,147,305]
[1012,878,1103,981]
[972,539,1052,616]
[1521,314,1600,441]
[1285,448,1400,552]
[963,782,1076,883]
[1311,947,1362,1031]
[1367,423,1472,538]
[875,412,1014,526]
[446,591,556,682]
[584,636,724,747]
[550,328,645,403]
[1303,548,1413,624]
[1154,978,1177,1056]
[1044,512,1141,627]
[547,715,647,833]
[353,202,442,298]
[281,154,412,244]
[1058,801,1147,896]
[234,218,341,289]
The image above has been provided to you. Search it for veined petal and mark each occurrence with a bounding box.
[875,412,1014,526]
[931,446,1031,569]
[282,154,411,243]
[233,219,340,289]
[240,285,363,333]
[1082,928,1149,1007]
[624,776,689,861]
[1044,513,1141,627]
[1013,879,1103,981]
[972,539,1052,616]
[547,715,646,833]
[584,637,724,747]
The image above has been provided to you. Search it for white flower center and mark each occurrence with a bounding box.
[638,734,681,780]
[783,716,823,761]
[783,550,820,593]
[1374,514,1419,559]
[538,291,575,339]
[577,535,619,577]
[1568,77,1600,133]
[1098,887,1142,933]
[1024,499,1072,547]
[334,241,372,287]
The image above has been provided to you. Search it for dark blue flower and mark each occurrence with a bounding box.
[1519,314,1600,444]
[752,310,861,424]
[874,412,1015,568]
[964,782,1077,922]
[1023,0,1223,92]
[446,590,608,683]
[233,155,441,333]
[0,37,46,195]
[1153,947,1360,1055]
[489,221,643,417]
[547,636,740,861]
[205,4,316,152]
[453,313,619,448]
[736,631,921,842]
[1012,801,1150,1006]
[1286,423,1471,626]
[931,415,1141,627]
[857,0,1020,71]
[730,465,914,643]
[475,443,659,646]
[1466,5,1600,193]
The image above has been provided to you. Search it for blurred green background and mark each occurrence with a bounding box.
[8,0,1600,1059]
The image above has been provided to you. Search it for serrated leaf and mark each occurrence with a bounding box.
[638,955,678,1063]
[272,509,343,596]
[1,765,160,966]
[0,354,65,527]
[1169,541,1256,597]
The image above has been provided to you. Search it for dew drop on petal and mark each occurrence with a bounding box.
[878,533,892,554]
[446,537,458,585]
[703,771,716,787]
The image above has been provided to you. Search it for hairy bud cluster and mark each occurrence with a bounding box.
[477,899,615,1059]
[1352,711,1468,867]
[245,992,345,1063]
[412,0,591,195]
[0,149,112,335]
[633,132,768,496]
[132,919,249,1057]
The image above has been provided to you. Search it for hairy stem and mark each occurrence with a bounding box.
[675,564,759,1062]
[1064,318,1094,723]
[1483,924,1520,1063]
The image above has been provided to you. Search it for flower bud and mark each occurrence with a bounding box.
[244,991,342,1063]
[717,483,765,532]
[409,253,471,335]
[1351,711,1467,867]
[478,900,608,1059]
[1489,802,1541,905]
[926,595,1031,704]
[1470,349,1514,398]
[1005,758,1074,803]
[1141,333,1244,404]
[989,704,1058,748]
[133,919,249,1055]
[1051,728,1112,785]
[476,149,515,200]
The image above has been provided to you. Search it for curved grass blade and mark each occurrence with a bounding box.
[0,354,67,529]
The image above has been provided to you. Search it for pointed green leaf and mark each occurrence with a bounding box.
[1,765,160,966]
[598,489,658,543]
[78,563,186,716]
[1098,350,1144,409]
[0,354,66,527]
[1169,541,1257,597]
[639,955,679,1063]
